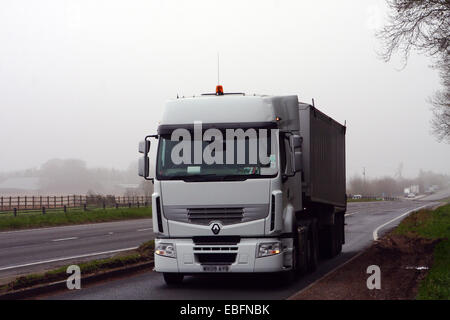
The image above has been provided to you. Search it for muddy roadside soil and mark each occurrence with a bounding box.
[290,234,439,300]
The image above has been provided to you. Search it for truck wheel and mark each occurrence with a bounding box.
[288,220,302,278]
[296,225,308,275]
[307,219,318,272]
[334,213,343,255]
[163,273,184,285]
[319,224,337,259]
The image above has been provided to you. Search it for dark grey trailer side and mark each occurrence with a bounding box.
[299,103,346,208]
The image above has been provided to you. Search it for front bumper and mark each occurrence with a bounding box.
[154,238,291,274]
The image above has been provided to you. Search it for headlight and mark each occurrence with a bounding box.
[257,242,281,258]
[155,243,176,258]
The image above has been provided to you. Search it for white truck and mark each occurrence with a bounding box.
[139,88,346,285]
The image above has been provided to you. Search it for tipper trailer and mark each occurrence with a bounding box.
[139,88,346,285]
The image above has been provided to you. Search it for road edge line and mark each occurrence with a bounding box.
[372,204,432,241]
[0,218,153,235]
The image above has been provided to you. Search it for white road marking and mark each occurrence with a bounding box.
[345,211,360,217]
[0,219,152,235]
[0,247,139,272]
[137,228,153,232]
[372,204,432,240]
[52,237,78,242]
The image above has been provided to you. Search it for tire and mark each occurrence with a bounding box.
[287,220,301,279]
[296,225,308,275]
[319,224,337,259]
[307,219,319,272]
[163,273,184,285]
[335,213,343,255]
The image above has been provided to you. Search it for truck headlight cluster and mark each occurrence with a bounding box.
[256,242,281,258]
[155,243,176,258]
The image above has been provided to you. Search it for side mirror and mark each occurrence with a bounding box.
[138,140,151,178]
[139,140,150,154]
[138,156,149,177]
[292,151,303,173]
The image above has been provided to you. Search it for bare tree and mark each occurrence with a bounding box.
[430,55,450,142]
[378,0,450,142]
[378,0,449,63]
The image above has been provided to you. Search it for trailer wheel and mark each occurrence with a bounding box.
[334,213,344,255]
[319,223,337,259]
[296,225,308,275]
[163,273,184,285]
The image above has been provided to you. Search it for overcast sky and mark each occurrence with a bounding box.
[0,0,448,179]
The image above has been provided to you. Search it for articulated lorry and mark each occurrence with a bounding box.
[139,87,346,285]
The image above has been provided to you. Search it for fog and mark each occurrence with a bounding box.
[0,0,449,192]
[0,158,154,196]
[348,171,450,197]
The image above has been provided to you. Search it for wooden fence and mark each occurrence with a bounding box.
[0,195,152,213]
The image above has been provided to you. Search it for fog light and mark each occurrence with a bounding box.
[155,243,176,258]
[256,242,281,258]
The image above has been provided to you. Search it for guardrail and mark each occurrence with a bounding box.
[0,195,152,215]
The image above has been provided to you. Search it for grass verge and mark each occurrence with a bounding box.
[0,240,154,294]
[0,207,152,231]
[394,203,450,300]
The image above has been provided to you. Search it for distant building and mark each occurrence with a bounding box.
[404,184,420,196]
[410,185,420,194]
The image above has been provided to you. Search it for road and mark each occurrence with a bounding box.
[0,219,153,280]
[37,199,441,300]
[417,188,450,201]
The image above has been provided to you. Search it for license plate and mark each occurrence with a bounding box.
[203,265,230,272]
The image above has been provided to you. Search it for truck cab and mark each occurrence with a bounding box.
[139,91,346,285]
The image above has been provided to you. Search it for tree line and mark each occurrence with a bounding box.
[347,170,449,196]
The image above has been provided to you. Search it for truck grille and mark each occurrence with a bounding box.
[193,236,240,245]
[188,207,244,225]
[163,204,269,226]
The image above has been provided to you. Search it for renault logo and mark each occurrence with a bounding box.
[211,223,221,235]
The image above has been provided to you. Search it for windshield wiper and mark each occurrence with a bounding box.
[219,175,249,181]
[162,174,253,182]
[181,174,219,182]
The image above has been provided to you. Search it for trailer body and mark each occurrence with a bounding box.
[299,103,346,208]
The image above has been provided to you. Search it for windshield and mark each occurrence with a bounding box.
[156,128,278,181]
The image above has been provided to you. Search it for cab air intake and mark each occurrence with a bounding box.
[270,195,276,231]
[156,197,164,233]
